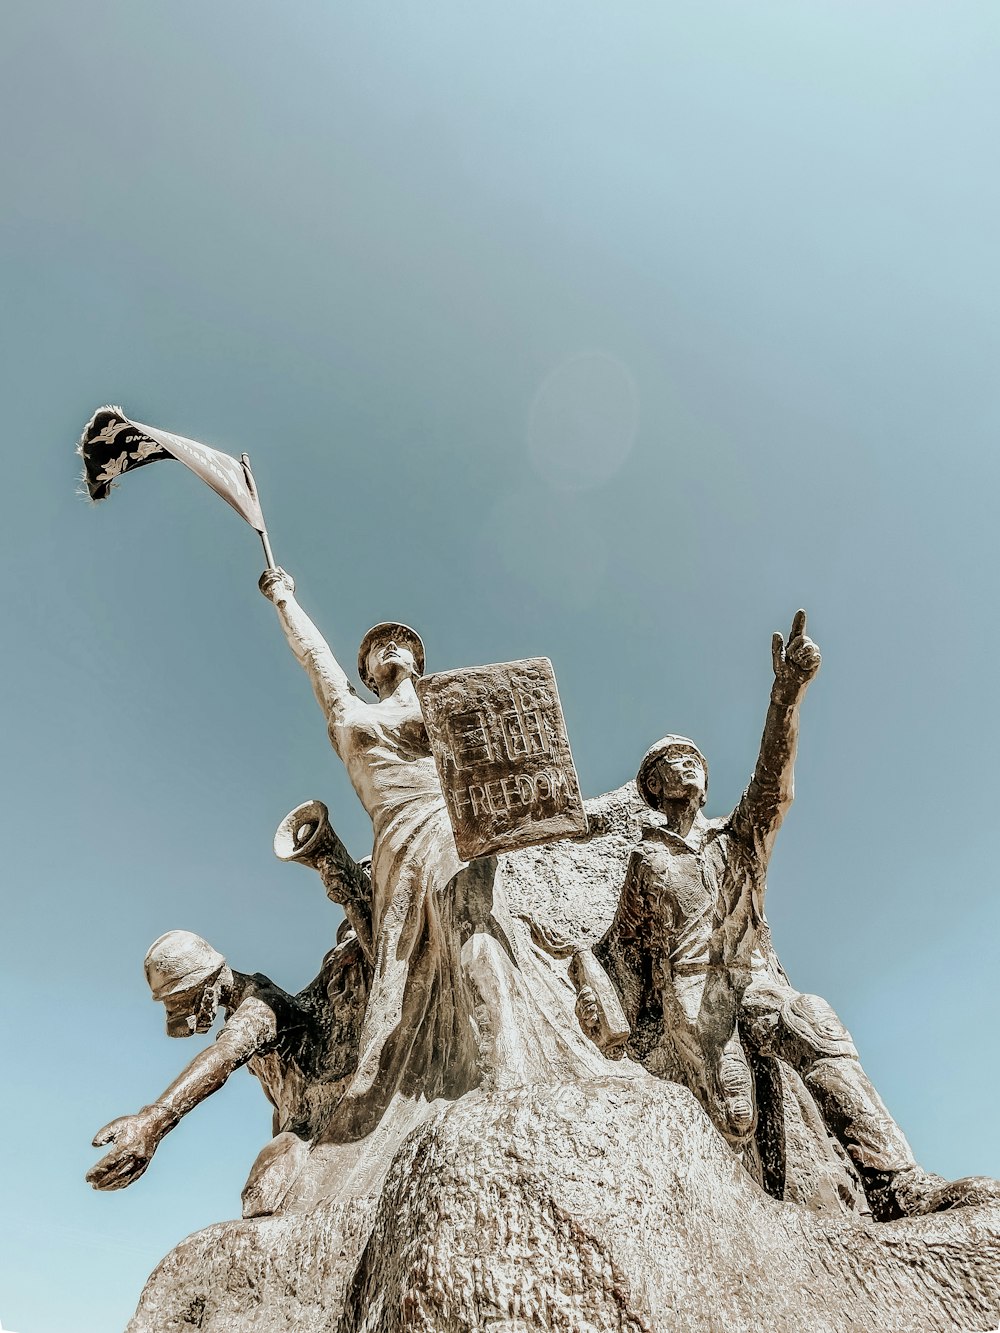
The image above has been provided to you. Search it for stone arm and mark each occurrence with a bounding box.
[86,997,277,1192]
[316,851,374,964]
[729,609,821,863]
[259,568,360,734]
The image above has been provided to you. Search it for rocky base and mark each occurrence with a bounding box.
[129,1077,1000,1332]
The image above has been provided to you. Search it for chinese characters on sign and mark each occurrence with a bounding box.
[416,657,587,859]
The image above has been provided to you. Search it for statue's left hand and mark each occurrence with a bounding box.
[86,1108,168,1191]
[771,609,821,691]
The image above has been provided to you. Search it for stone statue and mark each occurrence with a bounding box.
[87,588,1000,1333]
[599,611,1000,1220]
[256,570,499,1140]
[87,924,368,1215]
[256,569,622,1153]
[520,914,631,1055]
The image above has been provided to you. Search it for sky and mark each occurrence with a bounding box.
[2,2,999,1329]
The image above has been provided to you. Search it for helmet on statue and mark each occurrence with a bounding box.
[144,930,226,1002]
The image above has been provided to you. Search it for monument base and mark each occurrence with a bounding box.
[128,1076,1000,1333]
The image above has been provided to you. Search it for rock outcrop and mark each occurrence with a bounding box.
[130,1076,1000,1332]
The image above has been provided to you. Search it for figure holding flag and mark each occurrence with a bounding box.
[77,406,500,1138]
[256,568,615,1150]
[256,566,489,1139]
[76,407,615,1157]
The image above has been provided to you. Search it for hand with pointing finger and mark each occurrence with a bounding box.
[771,609,821,697]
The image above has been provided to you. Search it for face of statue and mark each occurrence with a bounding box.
[161,979,222,1038]
[645,745,707,809]
[366,638,418,697]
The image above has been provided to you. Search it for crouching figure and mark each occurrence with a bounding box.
[87,922,368,1216]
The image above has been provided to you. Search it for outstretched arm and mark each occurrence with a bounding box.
[86,998,277,1191]
[730,609,822,860]
[259,568,360,733]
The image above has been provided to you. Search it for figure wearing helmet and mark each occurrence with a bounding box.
[601,611,1000,1221]
[143,929,229,1037]
[86,924,368,1214]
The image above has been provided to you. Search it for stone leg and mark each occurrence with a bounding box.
[803,1056,913,1174]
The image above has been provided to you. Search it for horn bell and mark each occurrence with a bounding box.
[274,799,334,868]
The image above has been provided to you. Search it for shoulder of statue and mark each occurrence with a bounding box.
[327,686,366,725]
[248,971,298,1003]
[232,973,296,1018]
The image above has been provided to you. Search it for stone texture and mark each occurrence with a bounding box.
[416,657,587,859]
[123,789,1000,1330]
[129,1077,1000,1333]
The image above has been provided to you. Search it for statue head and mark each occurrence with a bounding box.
[637,735,709,812]
[357,622,425,698]
[144,930,229,1038]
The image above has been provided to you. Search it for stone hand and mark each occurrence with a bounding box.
[86,1108,168,1191]
[258,566,295,604]
[771,609,821,691]
[575,985,601,1037]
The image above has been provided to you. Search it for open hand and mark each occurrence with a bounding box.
[86,1109,167,1191]
[258,567,295,604]
[771,609,821,691]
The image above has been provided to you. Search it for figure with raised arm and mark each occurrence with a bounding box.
[600,611,1000,1219]
[259,569,634,1151]
[258,569,510,1139]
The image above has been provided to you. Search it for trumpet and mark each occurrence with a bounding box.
[274,800,373,962]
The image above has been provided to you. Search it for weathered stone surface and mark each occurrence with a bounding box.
[124,797,1000,1331]
[129,1077,1000,1333]
[416,657,587,859]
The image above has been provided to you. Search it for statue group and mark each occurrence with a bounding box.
[88,573,1000,1331]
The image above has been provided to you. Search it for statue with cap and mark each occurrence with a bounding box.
[258,567,507,1141]
[601,610,1000,1220]
[86,924,368,1212]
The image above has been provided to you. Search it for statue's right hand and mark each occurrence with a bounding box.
[259,567,295,604]
[575,985,601,1037]
[86,1110,165,1192]
[771,609,821,691]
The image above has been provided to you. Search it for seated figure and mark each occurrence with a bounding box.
[599,611,1000,1220]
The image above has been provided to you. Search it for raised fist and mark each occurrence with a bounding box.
[771,609,821,692]
[259,567,295,604]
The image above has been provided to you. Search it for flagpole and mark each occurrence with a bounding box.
[241,453,276,570]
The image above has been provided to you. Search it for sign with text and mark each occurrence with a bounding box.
[417,657,587,860]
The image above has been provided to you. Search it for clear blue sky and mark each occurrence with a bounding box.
[2,3,999,1329]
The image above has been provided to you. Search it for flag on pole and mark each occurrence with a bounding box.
[77,406,266,533]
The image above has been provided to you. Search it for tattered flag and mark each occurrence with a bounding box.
[77,406,266,532]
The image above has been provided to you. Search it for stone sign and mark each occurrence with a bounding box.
[416,657,587,859]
